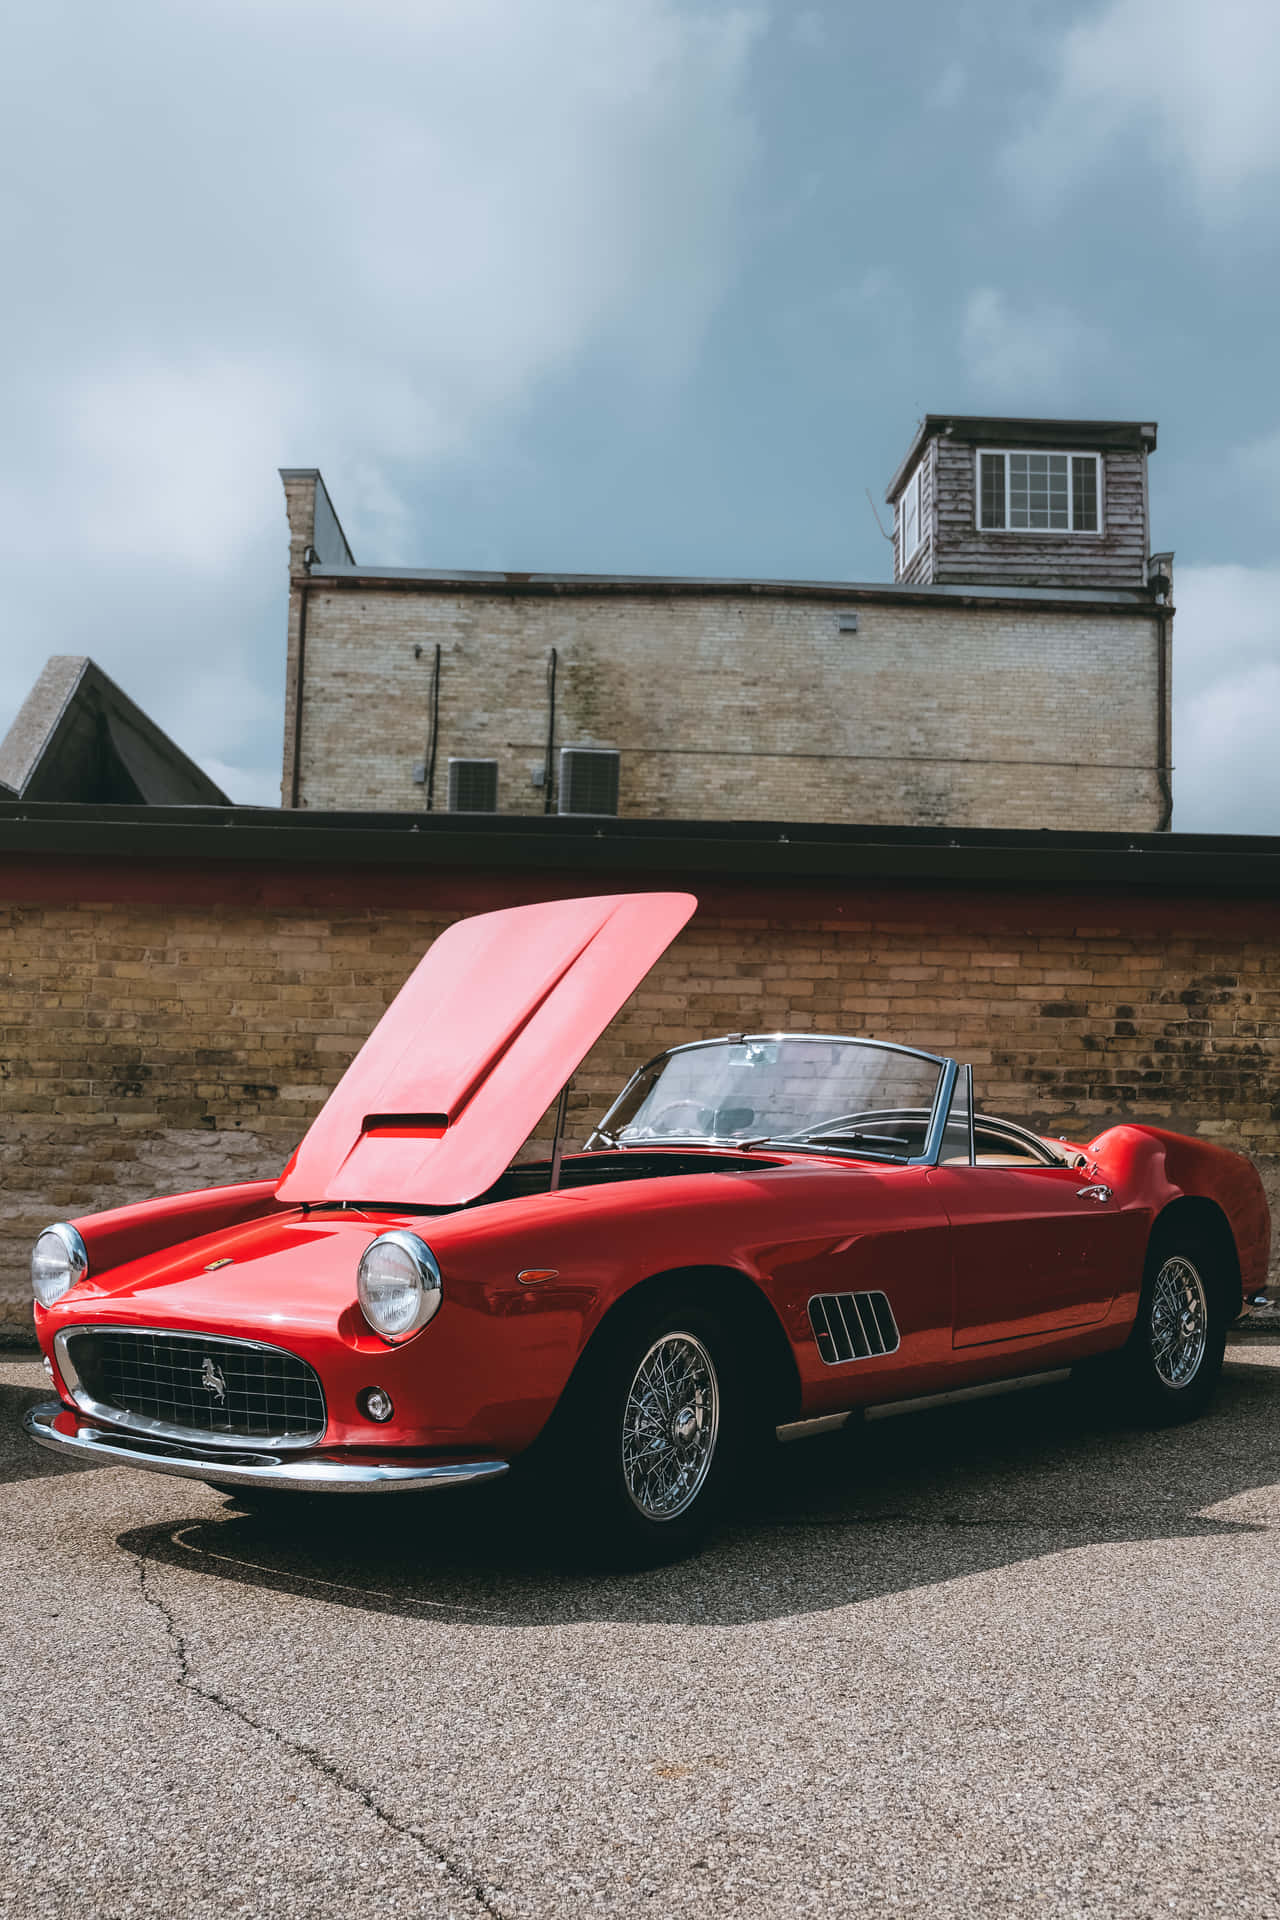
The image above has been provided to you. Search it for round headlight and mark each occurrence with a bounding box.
[31,1223,89,1309]
[356,1231,442,1342]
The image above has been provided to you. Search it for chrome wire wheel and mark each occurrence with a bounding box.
[1149,1255,1209,1389]
[620,1331,720,1522]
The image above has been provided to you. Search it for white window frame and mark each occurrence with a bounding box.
[976,449,1103,535]
[899,463,924,566]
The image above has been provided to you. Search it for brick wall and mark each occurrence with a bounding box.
[287,580,1163,832]
[2,864,1277,1338]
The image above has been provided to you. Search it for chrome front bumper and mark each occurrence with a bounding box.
[23,1401,510,1494]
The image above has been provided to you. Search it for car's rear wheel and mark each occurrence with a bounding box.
[539,1298,750,1567]
[1092,1226,1230,1425]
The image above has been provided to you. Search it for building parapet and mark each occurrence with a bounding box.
[0,801,1275,896]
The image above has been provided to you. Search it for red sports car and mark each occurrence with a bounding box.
[25,891,1272,1563]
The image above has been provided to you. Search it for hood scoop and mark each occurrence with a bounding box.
[276,891,696,1209]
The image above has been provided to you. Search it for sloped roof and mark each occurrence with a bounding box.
[0,656,230,805]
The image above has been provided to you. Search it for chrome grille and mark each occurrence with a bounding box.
[809,1291,900,1365]
[59,1328,325,1448]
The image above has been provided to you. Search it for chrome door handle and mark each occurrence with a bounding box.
[1076,1184,1112,1203]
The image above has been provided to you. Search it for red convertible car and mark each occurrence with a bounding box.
[25,891,1272,1563]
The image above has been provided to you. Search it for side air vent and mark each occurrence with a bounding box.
[809,1291,900,1365]
[447,758,498,812]
[558,746,619,816]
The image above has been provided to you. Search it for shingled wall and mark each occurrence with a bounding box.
[2,845,1278,1340]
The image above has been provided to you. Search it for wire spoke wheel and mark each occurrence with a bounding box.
[1148,1254,1208,1389]
[620,1331,720,1522]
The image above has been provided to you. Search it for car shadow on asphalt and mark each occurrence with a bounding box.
[0,1379,110,1484]
[112,1350,1280,1627]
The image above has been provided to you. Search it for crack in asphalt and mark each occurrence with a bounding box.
[130,1528,508,1919]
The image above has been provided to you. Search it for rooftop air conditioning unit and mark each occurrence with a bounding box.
[558,747,620,817]
[446,758,498,813]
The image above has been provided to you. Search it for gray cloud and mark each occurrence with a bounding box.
[0,0,764,801]
[1174,565,1280,831]
[3,0,1277,839]
[1008,0,1280,206]
[959,288,1104,407]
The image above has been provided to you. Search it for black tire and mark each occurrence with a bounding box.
[531,1296,756,1569]
[1090,1226,1229,1426]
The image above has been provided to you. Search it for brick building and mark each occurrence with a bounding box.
[1,802,1276,1340]
[281,415,1172,831]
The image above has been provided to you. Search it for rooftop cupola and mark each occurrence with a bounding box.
[885,415,1161,594]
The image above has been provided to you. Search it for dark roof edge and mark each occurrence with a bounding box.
[886,414,1159,502]
[302,565,1155,615]
[0,803,1277,896]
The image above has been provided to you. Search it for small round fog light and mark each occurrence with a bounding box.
[359,1386,394,1424]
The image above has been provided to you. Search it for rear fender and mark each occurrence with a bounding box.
[1089,1125,1270,1308]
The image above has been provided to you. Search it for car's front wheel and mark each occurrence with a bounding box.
[544,1299,749,1567]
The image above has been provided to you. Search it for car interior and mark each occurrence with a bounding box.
[804,1107,1081,1167]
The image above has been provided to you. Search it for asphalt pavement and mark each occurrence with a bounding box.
[4,1342,1280,1919]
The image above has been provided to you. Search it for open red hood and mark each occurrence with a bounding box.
[275,891,697,1207]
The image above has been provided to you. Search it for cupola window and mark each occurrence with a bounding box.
[978,450,1101,533]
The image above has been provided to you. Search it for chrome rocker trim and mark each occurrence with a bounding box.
[23,1401,509,1494]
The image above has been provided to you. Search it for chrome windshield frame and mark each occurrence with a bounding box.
[591,1033,960,1169]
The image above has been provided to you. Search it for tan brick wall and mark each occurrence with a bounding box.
[2,888,1276,1338]
[288,586,1163,831]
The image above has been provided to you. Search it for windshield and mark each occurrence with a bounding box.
[594,1036,946,1161]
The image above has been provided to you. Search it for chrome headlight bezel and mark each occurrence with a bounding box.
[31,1223,89,1310]
[356,1230,443,1343]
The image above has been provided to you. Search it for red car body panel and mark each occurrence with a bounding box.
[62,1177,290,1277]
[35,1122,1268,1464]
[277,891,696,1208]
[1094,1123,1273,1297]
[929,1161,1143,1347]
[28,894,1271,1480]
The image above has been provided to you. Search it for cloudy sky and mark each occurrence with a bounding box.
[2,0,1278,827]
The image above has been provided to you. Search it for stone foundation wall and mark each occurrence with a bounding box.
[3,878,1277,1339]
